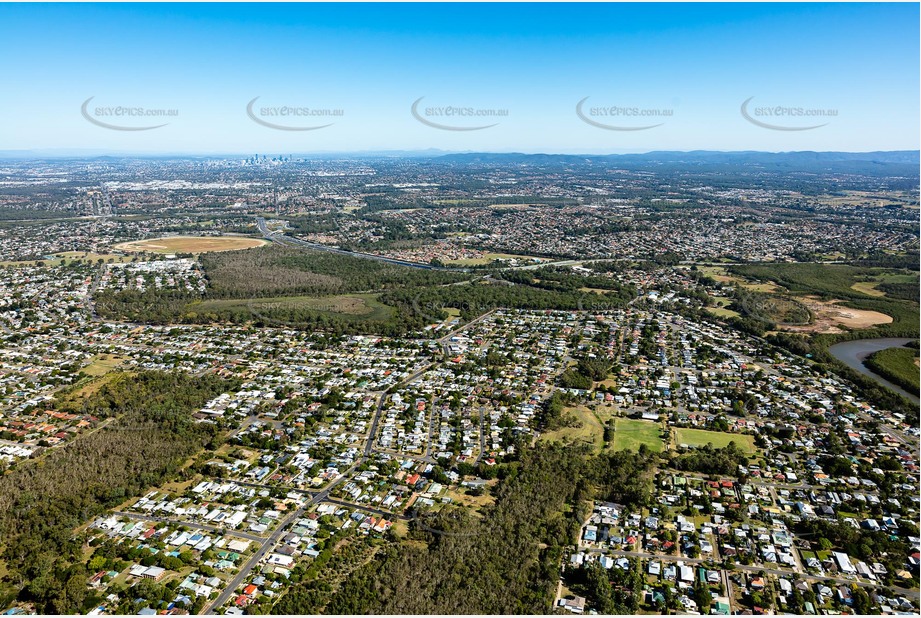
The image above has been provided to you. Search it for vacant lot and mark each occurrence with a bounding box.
[706,306,741,319]
[445,485,497,515]
[539,405,605,451]
[706,296,741,319]
[0,251,135,267]
[81,354,125,376]
[113,235,267,254]
[706,296,739,318]
[851,272,919,298]
[781,297,892,334]
[60,369,135,405]
[674,428,757,454]
[193,293,393,321]
[610,418,664,453]
[697,266,779,292]
[851,281,886,297]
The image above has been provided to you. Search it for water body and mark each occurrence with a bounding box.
[828,338,919,405]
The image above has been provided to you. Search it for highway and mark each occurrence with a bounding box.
[255,217,459,271]
[256,216,588,274]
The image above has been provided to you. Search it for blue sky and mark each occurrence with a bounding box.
[0,3,917,154]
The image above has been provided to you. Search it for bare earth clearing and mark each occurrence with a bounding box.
[781,297,892,334]
[113,236,267,254]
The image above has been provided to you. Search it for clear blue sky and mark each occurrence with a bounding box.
[0,3,917,154]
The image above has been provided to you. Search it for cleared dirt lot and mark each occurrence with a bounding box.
[781,297,892,334]
[113,236,267,254]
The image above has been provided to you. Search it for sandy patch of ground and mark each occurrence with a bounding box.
[781,297,892,334]
[113,235,267,254]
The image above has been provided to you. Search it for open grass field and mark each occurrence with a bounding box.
[442,307,461,320]
[851,281,886,297]
[706,306,741,319]
[539,405,605,452]
[610,418,664,453]
[60,370,135,404]
[192,293,393,322]
[55,251,135,264]
[697,266,779,292]
[433,307,462,327]
[698,266,736,283]
[579,287,612,294]
[851,272,919,298]
[0,251,135,268]
[674,428,757,454]
[80,354,126,377]
[706,296,741,319]
[444,487,497,514]
[744,282,781,293]
[55,356,128,406]
[113,235,267,254]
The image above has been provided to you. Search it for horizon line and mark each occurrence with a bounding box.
[0,148,918,160]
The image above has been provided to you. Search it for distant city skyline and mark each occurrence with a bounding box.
[0,3,917,154]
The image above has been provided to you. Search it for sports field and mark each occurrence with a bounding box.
[113,236,267,254]
[610,418,664,453]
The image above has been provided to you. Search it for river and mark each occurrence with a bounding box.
[828,338,919,405]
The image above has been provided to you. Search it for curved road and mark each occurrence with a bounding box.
[256,217,460,271]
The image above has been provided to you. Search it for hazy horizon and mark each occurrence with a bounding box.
[0,148,919,160]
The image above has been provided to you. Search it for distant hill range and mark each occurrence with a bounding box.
[1,149,916,176]
[436,150,920,176]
